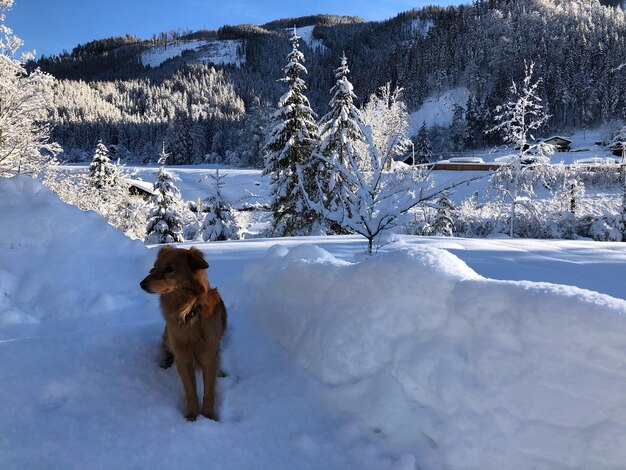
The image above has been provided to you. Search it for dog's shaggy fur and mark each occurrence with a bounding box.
[140,246,227,421]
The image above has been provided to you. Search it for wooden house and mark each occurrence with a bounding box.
[128,179,155,199]
[611,143,625,158]
[542,136,572,152]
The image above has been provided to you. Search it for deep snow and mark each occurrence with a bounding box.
[3,175,626,469]
[244,244,626,468]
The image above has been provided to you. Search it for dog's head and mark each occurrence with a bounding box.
[140,246,209,294]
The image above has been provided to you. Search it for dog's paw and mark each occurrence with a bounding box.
[202,411,218,421]
[186,413,198,422]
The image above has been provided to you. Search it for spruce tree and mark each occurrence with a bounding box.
[201,169,240,241]
[146,148,184,244]
[317,53,365,216]
[464,96,478,150]
[449,104,466,151]
[415,122,433,164]
[263,28,321,237]
[432,192,455,237]
[166,110,194,165]
[88,141,118,189]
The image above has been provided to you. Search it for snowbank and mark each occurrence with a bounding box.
[243,244,626,468]
[0,176,153,336]
[0,177,380,470]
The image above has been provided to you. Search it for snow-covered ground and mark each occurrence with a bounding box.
[3,175,626,468]
[59,163,270,209]
[408,88,619,164]
[410,18,434,37]
[141,39,244,68]
[409,87,471,130]
[290,26,326,52]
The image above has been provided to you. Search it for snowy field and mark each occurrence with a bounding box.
[288,26,327,52]
[409,87,471,130]
[3,175,626,468]
[141,39,244,68]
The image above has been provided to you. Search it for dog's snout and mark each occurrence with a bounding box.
[140,279,149,291]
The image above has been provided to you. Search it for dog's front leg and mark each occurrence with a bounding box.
[174,349,199,421]
[160,325,174,369]
[200,350,219,421]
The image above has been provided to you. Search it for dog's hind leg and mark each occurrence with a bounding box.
[160,325,174,369]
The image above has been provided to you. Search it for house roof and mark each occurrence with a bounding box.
[543,136,572,145]
[128,179,155,195]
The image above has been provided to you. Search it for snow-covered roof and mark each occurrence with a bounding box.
[128,179,155,195]
[542,136,572,144]
[446,156,484,164]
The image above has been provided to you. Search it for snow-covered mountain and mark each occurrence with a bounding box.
[34,1,626,165]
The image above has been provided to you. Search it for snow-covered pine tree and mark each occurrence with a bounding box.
[146,149,184,244]
[415,121,433,164]
[301,86,456,255]
[88,141,119,189]
[431,192,455,237]
[488,61,553,238]
[263,27,322,237]
[316,52,365,231]
[201,169,240,241]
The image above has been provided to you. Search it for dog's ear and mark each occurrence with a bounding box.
[188,247,209,270]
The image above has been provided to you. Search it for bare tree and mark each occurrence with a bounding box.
[0,0,60,176]
[488,61,553,237]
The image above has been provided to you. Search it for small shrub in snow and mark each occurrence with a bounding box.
[590,216,622,242]
[454,197,508,238]
[431,192,455,236]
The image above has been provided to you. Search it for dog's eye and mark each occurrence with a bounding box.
[163,266,174,273]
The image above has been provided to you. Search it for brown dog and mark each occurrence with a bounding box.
[140,246,227,421]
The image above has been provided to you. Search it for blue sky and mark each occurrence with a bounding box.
[6,0,462,58]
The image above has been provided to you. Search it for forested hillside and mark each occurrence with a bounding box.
[34,0,626,164]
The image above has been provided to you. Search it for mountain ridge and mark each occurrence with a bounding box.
[32,1,626,165]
